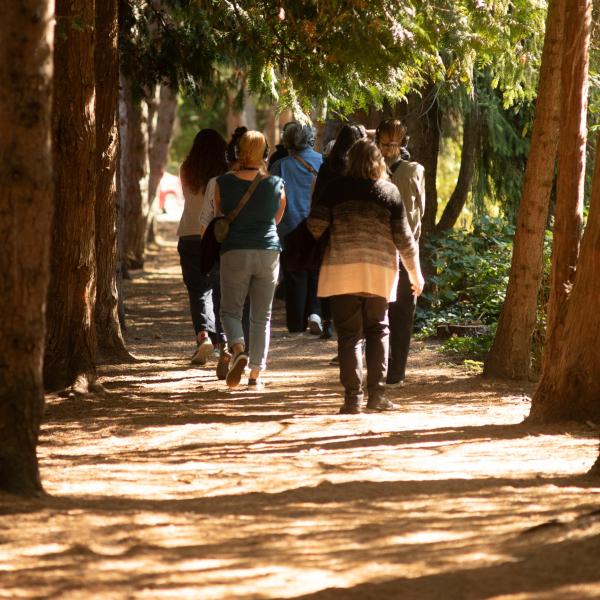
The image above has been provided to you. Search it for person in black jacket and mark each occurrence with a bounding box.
[312,123,366,339]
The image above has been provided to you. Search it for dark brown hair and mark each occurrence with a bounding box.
[180,129,228,194]
[346,139,388,181]
[375,118,408,145]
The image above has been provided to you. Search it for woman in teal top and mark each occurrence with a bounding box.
[214,131,286,389]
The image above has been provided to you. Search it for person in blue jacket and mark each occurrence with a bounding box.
[270,122,324,333]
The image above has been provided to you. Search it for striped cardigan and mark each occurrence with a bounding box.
[307,176,419,301]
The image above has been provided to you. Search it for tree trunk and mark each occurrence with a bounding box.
[403,84,441,240]
[435,102,481,233]
[543,0,590,354]
[528,131,600,424]
[119,73,150,269]
[0,0,54,495]
[44,0,98,393]
[94,0,133,363]
[483,0,565,380]
[147,85,177,244]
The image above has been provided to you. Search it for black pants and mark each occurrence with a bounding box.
[388,267,416,382]
[331,294,388,404]
[178,237,225,346]
[281,252,321,332]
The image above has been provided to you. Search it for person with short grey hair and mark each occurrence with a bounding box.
[270,122,324,334]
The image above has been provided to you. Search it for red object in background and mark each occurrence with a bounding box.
[158,172,184,213]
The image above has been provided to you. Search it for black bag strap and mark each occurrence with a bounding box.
[291,153,318,176]
[224,172,265,223]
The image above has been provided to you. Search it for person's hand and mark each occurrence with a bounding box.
[409,271,425,296]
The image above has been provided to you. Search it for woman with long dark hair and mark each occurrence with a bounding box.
[177,129,228,365]
[308,139,424,414]
[312,123,366,339]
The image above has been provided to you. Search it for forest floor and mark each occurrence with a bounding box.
[2,222,600,600]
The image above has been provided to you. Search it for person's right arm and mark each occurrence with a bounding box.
[275,187,286,224]
[390,188,425,296]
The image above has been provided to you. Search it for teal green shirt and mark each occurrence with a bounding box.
[217,173,283,254]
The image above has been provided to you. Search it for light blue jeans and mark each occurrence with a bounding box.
[220,249,280,371]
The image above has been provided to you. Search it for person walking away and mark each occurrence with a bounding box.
[376,119,425,385]
[200,126,250,379]
[312,123,367,340]
[270,122,323,334]
[307,139,424,414]
[215,131,286,388]
[177,129,228,365]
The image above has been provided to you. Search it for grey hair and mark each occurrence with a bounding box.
[281,122,316,151]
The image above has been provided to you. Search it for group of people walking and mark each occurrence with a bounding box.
[177,118,425,414]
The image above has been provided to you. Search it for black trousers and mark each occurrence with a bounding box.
[281,252,321,332]
[178,236,225,345]
[331,294,388,404]
[388,267,416,382]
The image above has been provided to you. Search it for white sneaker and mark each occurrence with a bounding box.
[191,337,214,365]
[307,313,323,335]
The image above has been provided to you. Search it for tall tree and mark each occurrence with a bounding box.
[528,130,600,423]
[528,0,593,422]
[435,100,482,233]
[44,0,98,392]
[147,84,178,245]
[95,0,132,363]
[119,73,150,269]
[484,0,566,380]
[0,0,54,494]
[543,0,591,356]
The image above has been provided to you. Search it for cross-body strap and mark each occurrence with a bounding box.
[225,172,265,223]
[291,153,319,176]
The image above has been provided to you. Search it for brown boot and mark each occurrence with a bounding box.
[216,343,231,380]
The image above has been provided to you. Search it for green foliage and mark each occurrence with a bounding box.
[441,333,495,362]
[120,0,547,120]
[417,215,515,331]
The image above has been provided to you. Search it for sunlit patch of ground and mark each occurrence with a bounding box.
[1,223,599,600]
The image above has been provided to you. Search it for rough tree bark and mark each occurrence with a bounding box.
[44,0,98,393]
[147,85,177,244]
[543,0,590,356]
[528,130,600,424]
[528,0,593,424]
[483,0,566,380]
[403,84,441,240]
[0,0,54,495]
[120,72,150,269]
[435,102,481,233]
[94,0,132,363]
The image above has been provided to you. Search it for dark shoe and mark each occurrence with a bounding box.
[339,402,361,414]
[320,320,333,339]
[329,354,339,366]
[226,352,248,388]
[366,396,397,412]
[386,377,404,387]
[216,344,231,380]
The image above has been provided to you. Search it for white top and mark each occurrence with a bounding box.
[176,171,217,237]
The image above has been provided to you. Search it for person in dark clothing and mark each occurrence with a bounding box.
[177,129,228,365]
[312,123,367,339]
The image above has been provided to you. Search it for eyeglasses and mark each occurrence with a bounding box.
[380,142,400,148]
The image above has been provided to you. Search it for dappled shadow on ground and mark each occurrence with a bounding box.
[2,223,599,599]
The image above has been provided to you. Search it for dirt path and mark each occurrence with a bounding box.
[2,223,600,600]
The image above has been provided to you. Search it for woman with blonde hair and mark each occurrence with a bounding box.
[214,131,286,388]
[308,139,424,414]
